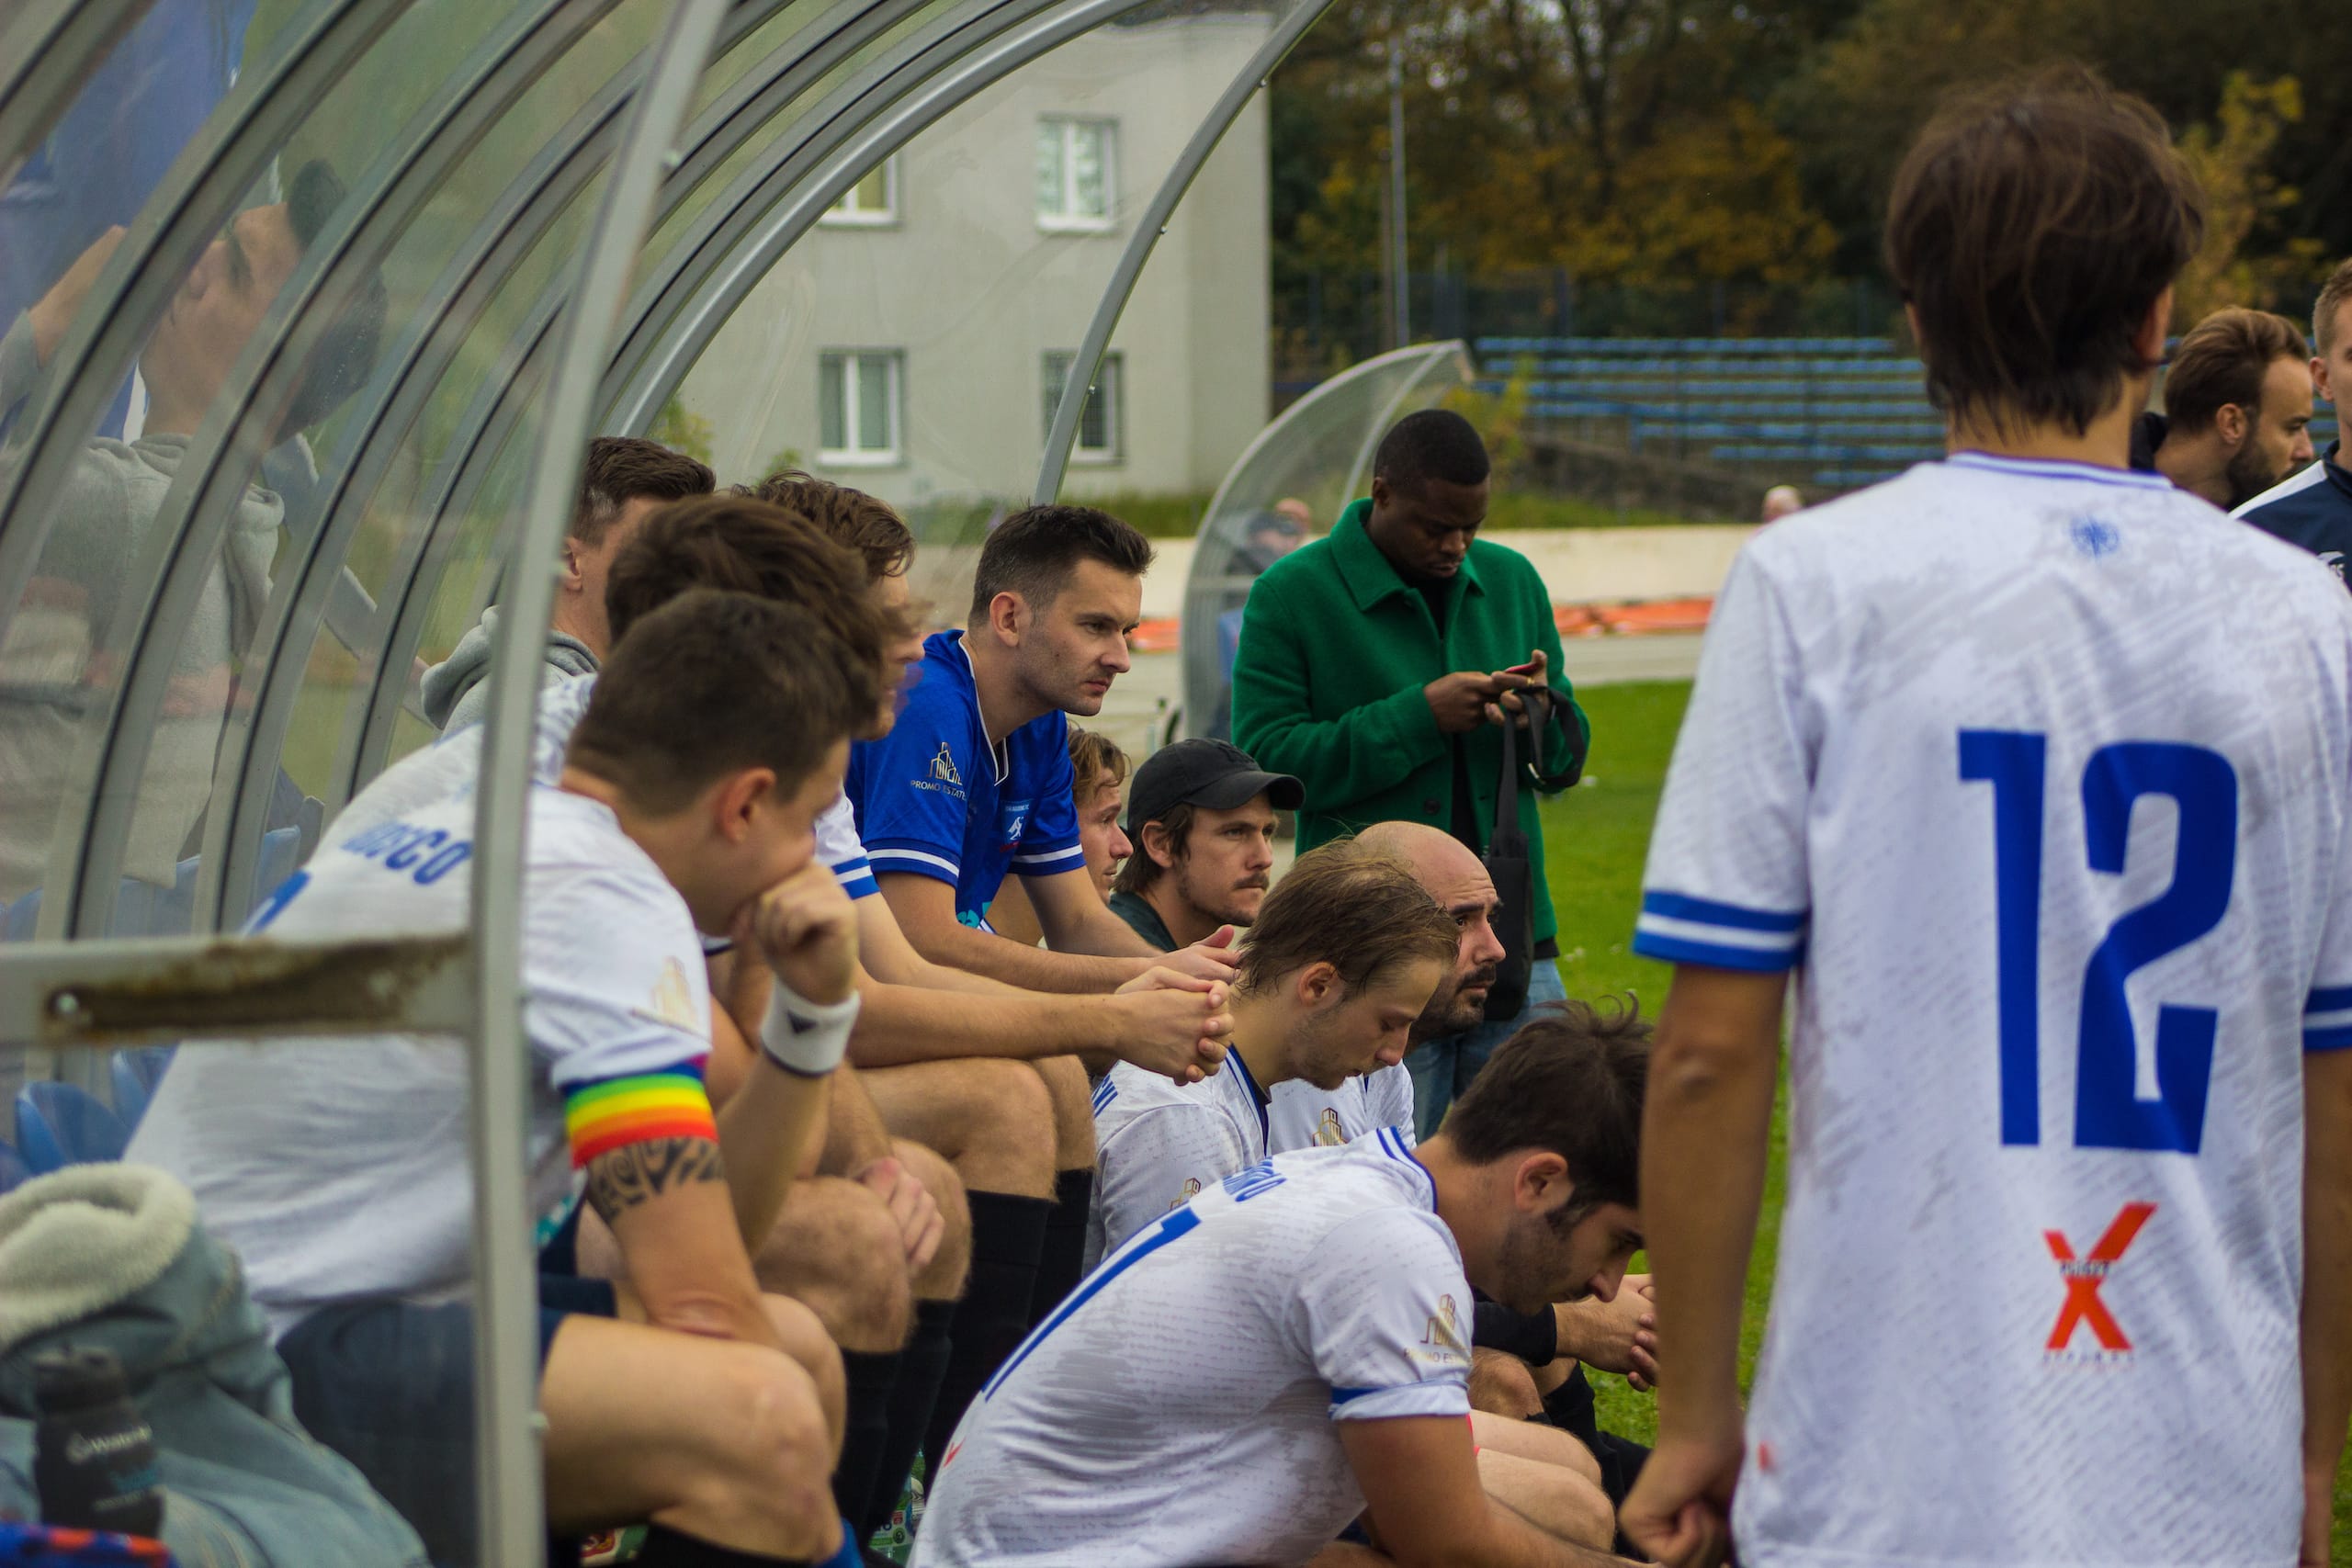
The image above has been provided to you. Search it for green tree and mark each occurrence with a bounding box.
[649,394,716,467]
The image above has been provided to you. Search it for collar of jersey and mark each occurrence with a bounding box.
[1945,450,2176,491]
[936,629,1012,787]
[1373,1124,1438,1210]
[1224,1048,1270,1141]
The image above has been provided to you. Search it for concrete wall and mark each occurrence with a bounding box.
[676,13,1272,504]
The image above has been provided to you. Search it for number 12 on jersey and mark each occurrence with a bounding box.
[1960,730,2235,1155]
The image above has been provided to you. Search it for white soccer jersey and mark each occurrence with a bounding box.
[1636,453,2352,1567]
[1268,1064,1416,1153]
[916,1134,1473,1567]
[325,674,877,899]
[1086,1049,1273,1269]
[129,788,711,1337]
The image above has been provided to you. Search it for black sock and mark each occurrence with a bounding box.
[831,1348,901,1528]
[635,1518,859,1566]
[1027,1168,1095,1331]
[865,1297,954,1537]
[921,1191,1049,1479]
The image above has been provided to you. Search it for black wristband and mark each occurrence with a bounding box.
[1472,1299,1559,1363]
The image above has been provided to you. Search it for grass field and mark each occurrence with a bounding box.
[1535,679,2352,1562]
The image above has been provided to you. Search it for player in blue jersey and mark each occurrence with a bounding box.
[1624,71,2352,1568]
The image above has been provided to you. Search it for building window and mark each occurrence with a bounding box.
[1043,351,1123,463]
[819,351,902,466]
[1035,118,1114,231]
[821,158,898,226]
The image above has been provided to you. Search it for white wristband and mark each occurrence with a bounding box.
[759,979,860,1077]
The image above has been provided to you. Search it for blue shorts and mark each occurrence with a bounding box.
[275,1274,617,1565]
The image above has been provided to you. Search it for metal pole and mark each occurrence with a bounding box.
[1386,30,1408,350]
[463,3,729,1560]
[0,0,159,190]
[1035,2,1333,504]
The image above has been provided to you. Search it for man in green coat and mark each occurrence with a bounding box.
[1231,409,1589,1138]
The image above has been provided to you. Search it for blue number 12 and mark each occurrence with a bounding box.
[1959,730,2235,1154]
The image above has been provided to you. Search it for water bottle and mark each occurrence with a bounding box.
[32,1346,164,1539]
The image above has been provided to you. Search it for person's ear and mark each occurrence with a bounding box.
[1368,474,1390,511]
[2315,355,2335,409]
[1295,962,1339,1008]
[2215,401,2249,448]
[1145,820,1179,871]
[1514,1151,1570,1215]
[711,768,775,844]
[989,590,1025,646]
[558,537,586,593]
[2132,288,2173,372]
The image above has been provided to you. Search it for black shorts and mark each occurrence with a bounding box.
[275,1274,617,1566]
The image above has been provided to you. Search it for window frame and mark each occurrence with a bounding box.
[1044,349,1125,466]
[1035,116,1117,233]
[818,349,905,468]
[820,156,900,228]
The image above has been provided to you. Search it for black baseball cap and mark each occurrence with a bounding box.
[1125,739,1304,833]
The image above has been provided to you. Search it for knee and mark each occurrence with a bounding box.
[753,1179,914,1352]
[684,1347,841,1551]
[951,1064,1057,1194]
[759,1294,845,1438]
[891,1138,971,1298]
[1467,1348,1544,1419]
[1030,1055,1096,1165]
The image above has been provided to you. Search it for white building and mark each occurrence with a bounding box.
[675,7,1274,512]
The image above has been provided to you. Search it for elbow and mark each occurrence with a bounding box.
[639,1284,775,1348]
[1649,1026,1774,1105]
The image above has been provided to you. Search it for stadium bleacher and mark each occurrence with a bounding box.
[1478,334,2343,494]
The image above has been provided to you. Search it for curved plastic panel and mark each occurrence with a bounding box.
[1178,340,1470,740]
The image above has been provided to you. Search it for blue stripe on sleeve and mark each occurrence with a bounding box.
[1632,931,1802,974]
[1639,891,1807,932]
[2309,986,2352,1014]
[2305,1024,2352,1053]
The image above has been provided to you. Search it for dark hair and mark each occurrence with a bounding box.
[603,495,893,736]
[2163,309,2310,434]
[1372,408,1491,492]
[1069,726,1129,807]
[967,503,1153,621]
[1885,68,2204,439]
[567,591,869,814]
[278,159,386,438]
[575,436,715,544]
[1444,997,1651,1215]
[2314,257,2352,362]
[1114,799,1196,895]
[732,470,914,581]
[1233,841,1455,998]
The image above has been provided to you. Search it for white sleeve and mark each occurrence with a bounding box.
[816,791,878,900]
[1295,1211,1472,1421]
[525,864,712,1087]
[1092,1102,1250,1258]
[2304,624,2352,1054]
[1633,549,1813,971]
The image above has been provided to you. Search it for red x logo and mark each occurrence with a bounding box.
[2043,1202,2155,1352]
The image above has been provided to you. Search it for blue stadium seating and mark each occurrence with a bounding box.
[110,1046,175,1131]
[0,1139,28,1196]
[0,827,301,942]
[15,1082,130,1174]
[1481,335,2341,492]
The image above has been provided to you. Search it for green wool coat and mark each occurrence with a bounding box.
[1231,498,1590,945]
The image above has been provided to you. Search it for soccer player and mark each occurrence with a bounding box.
[2237,257,2352,582]
[130,592,876,1566]
[918,1015,1651,1566]
[423,435,715,730]
[1107,738,1304,953]
[1623,70,2352,1568]
[981,726,1133,946]
[1088,840,1456,1265]
[2129,307,2313,510]
[848,502,1240,993]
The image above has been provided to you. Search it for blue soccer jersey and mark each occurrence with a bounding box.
[847,630,1083,924]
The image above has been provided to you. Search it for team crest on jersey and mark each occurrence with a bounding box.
[643,956,699,1031]
[1169,1178,1203,1212]
[2042,1201,2155,1360]
[2068,517,2120,558]
[1417,1293,1467,1365]
[1314,1108,1346,1146]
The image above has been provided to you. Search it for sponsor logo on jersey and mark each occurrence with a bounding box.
[998,797,1032,850]
[930,742,962,785]
[1315,1108,1347,1146]
[1418,1293,1468,1364]
[2068,517,2120,558]
[2043,1201,2155,1358]
[642,956,699,1031]
[1168,1177,1203,1212]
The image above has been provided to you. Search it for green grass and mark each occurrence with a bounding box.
[1535,682,2350,1561]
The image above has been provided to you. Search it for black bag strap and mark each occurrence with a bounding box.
[1492,688,1582,850]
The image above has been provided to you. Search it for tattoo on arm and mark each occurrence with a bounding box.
[585,1136,727,1224]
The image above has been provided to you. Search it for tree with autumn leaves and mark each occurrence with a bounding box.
[1273,0,2350,341]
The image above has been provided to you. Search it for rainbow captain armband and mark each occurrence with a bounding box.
[563,1065,718,1168]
